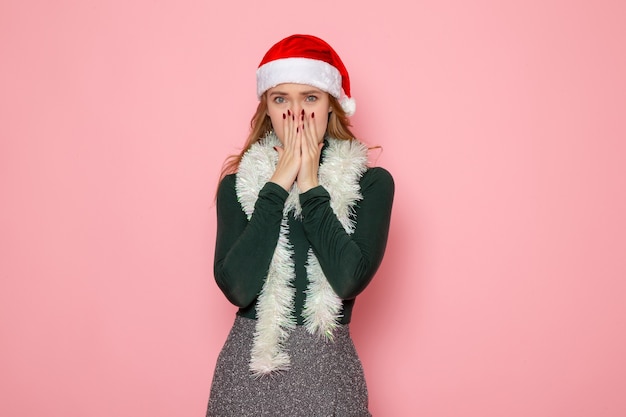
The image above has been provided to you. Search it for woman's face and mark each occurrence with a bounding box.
[266,83,331,144]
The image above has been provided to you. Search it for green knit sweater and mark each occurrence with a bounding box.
[214,166,394,325]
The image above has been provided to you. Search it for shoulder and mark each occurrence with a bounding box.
[361,166,394,189]
[359,167,395,202]
[217,174,237,200]
[219,173,237,188]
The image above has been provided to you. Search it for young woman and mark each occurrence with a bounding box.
[206,34,394,416]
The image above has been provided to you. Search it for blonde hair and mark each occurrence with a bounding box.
[219,94,357,180]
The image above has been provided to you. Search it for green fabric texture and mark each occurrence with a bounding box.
[214,167,394,325]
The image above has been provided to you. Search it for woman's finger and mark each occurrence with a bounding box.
[302,111,319,158]
[307,111,319,152]
[282,110,293,150]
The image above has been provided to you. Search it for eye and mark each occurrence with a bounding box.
[305,95,318,102]
[273,96,286,104]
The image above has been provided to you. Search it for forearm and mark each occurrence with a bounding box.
[214,179,288,307]
[301,193,371,298]
[300,168,394,299]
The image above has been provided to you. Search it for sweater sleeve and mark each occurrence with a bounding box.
[213,174,288,308]
[299,167,395,299]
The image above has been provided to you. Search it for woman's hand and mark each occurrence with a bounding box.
[270,110,301,191]
[297,110,323,193]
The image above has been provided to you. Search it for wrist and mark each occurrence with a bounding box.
[298,180,318,193]
[269,175,294,191]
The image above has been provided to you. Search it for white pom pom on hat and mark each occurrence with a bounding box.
[256,34,356,116]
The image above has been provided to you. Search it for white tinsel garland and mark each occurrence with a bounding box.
[236,132,368,375]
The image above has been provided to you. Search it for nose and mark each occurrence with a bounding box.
[291,103,302,117]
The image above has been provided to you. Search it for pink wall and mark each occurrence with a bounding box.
[1,1,625,416]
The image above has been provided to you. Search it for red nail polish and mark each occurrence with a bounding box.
[311,112,315,118]
[301,114,304,121]
[301,109,304,115]
[296,127,299,133]
[287,110,291,116]
[292,115,295,120]
[283,113,286,119]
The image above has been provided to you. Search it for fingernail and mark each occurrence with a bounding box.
[301,113,304,121]
[296,127,299,133]
[283,113,286,119]
[287,110,291,116]
[301,109,304,116]
[273,146,278,151]
[311,112,315,119]
[292,115,295,120]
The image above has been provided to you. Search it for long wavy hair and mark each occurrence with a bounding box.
[219,94,357,180]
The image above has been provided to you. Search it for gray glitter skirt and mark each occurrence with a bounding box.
[206,315,371,417]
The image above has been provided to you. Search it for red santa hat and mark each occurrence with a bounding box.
[256,34,356,116]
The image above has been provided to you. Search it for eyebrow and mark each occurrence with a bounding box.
[268,89,322,96]
[299,90,322,95]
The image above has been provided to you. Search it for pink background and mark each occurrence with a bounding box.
[2,1,625,416]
